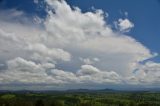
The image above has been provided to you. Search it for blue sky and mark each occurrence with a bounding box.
[0,0,160,90]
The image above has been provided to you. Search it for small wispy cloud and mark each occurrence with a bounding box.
[115,18,134,33]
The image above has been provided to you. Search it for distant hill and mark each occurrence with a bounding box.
[0,88,115,94]
[0,88,160,93]
[65,88,116,93]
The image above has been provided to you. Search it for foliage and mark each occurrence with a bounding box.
[0,91,160,106]
[1,94,16,99]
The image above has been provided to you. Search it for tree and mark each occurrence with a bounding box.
[50,100,64,106]
[35,99,44,106]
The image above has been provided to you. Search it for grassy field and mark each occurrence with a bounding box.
[0,91,160,106]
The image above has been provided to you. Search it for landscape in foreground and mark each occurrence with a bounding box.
[0,90,160,106]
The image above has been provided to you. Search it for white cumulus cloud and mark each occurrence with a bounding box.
[0,0,159,90]
[115,18,134,32]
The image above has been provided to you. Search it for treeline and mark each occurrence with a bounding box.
[0,92,160,106]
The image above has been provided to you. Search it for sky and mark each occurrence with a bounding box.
[0,0,160,90]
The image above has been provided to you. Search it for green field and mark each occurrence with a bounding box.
[0,91,160,106]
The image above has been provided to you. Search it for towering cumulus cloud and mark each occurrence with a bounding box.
[0,0,159,90]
